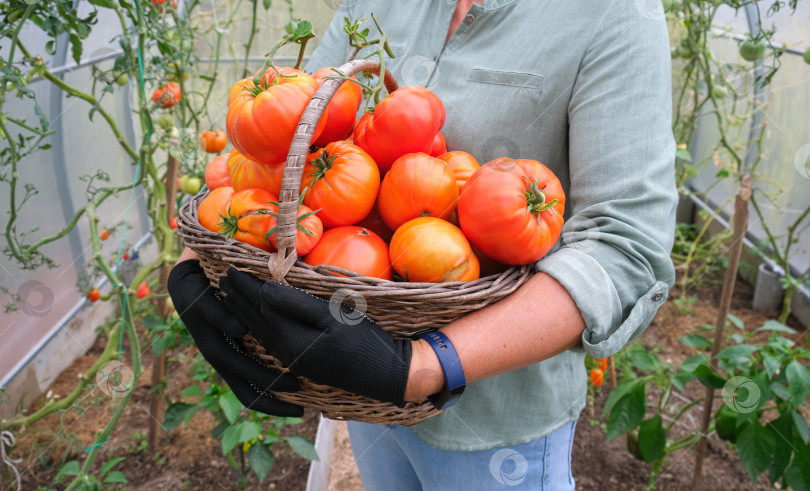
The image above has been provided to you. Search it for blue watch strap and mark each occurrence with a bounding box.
[416,330,466,409]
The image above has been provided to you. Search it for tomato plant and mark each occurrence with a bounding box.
[226,67,326,164]
[353,85,445,173]
[389,217,479,283]
[152,82,181,108]
[302,141,380,228]
[312,67,363,146]
[377,153,459,231]
[199,129,228,154]
[303,226,392,280]
[458,158,565,265]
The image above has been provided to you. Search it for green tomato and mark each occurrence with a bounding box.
[179,175,202,195]
[115,73,129,86]
[157,113,175,130]
[679,45,694,59]
[712,85,728,99]
[803,47,810,65]
[739,39,766,62]
[671,47,681,59]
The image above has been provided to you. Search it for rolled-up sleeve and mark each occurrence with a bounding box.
[536,5,678,359]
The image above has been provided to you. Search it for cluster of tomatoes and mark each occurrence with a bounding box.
[196,65,565,283]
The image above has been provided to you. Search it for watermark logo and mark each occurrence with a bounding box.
[481,136,520,165]
[322,0,343,10]
[715,64,755,99]
[329,289,368,326]
[561,216,601,253]
[634,0,667,20]
[176,128,207,165]
[794,143,810,179]
[489,448,528,486]
[16,280,54,318]
[399,55,438,87]
[96,361,136,397]
[722,376,761,413]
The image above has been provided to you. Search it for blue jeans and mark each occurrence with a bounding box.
[347,420,576,490]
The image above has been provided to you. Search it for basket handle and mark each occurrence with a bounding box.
[268,59,399,282]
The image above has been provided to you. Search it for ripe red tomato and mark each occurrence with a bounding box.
[353,204,393,243]
[428,132,447,157]
[227,148,287,196]
[312,68,363,146]
[99,229,110,241]
[169,216,178,230]
[377,153,458,231]
[596,358,608,371]
[226,67,326,164]
[458,158,565,265]
[199,129,227,154]
[198,186,234,233]
[152,82,181,108]
[590,368,604,387]
[88,288,100,303]
[150,0,177,10]
[257,204,324,256]
[303,226,392,280]
[136,282,151,299]
[205,154,231,190]
[437,151,480,194]
[353,86,445,173]
[389,217,479,283]
[302,141,380,229]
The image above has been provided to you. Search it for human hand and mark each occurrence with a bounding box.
[219,267,413,407]
[167,260,303,416]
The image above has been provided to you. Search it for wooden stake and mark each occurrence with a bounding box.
[148,155,179,452]
[691,175,752,490]
[608,355,617,388]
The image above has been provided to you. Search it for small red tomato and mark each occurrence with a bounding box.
[590,368,604,387]
[136,282,151,299]
[99,229,110,241]
[123,253,130,260]
[596,358,608,371]
[87,288,100,303]
[152,82,181,109]
[169,216,178,229]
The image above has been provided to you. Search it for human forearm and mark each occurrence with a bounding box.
[405,272,585,401]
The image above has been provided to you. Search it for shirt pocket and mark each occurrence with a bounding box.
[467,68,544,92]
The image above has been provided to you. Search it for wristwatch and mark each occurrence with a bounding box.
[415,330,466,409]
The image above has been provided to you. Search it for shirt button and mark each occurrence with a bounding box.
[464,13,475,24]
[652,292,664,302]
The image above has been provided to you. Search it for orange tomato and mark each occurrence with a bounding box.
[389,217,479,283]
[377,153,459,231]
[198,186,234,233]
[590,368,604,387]
[152,82,181,108]
[312,68,363,146]
[437,151,480,195]
[304,226,392,280]
[227,149,287,196]
[302,141,380,228]
[428,132,447,157]
[169,216,178,230]
[596,358,608,371]
[99,229,110,241]
[205,154,231,190]
[199,129,227,154]
[220,189,279,251]
[88,288,100,302]
[136,282,152,299]
[264,204,323,257]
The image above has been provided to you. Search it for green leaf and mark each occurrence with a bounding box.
[762,351,783,378]
[638,415,666,463]
[100,457,125,477]
[292,20,313,41]
[716,169,730,178]
[770,382,791,401]
[103,471,127,484]
[786,361,810,407]
[680,334,713,350]
[143,315,169,332]
[793,410,810,443]
[55,461,80,482]
[287,435,319,461]
[88,0,117,8]
[180,385,203,398]
[737,423,776,481]
[602,379,645,418]
[675,148,692,162]
[727,313,744,329]
[163,402,197,431]
[629,349,658,371]
[679,354,708,373]
[248,443,275,482]
[218,390,243,424]
[69,33,83,65]
[606,383,646,441]
[211,420,229,440]
[694,364,726,389]
[784,457,810,491]
[222,422,262,455]
[152,334,169,357]
[716,344,757,360]
[756,320,796,334]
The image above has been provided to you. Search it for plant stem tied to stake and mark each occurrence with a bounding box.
[691,175,752,490]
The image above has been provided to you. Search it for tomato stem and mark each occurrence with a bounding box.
[524,179,558,215]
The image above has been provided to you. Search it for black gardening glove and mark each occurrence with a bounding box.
[219,267,413,407]
[167,260,304,417]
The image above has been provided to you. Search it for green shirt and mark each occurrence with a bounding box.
[306,0,677,451]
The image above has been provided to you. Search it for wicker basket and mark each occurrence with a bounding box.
[176,59,534,426]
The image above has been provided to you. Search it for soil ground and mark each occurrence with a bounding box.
[4,272,808,490]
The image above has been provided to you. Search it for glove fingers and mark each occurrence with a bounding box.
[221,277,269,334]
[169,260,246,338]
[220,367,305,417]
[221,267,265,308]
[260,281,345,327]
